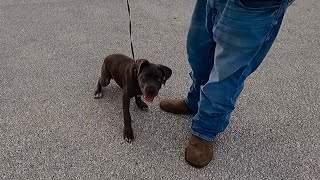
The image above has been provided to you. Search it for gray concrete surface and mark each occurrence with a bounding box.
[0,0,319,179]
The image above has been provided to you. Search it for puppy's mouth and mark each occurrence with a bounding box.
[143,95,155,103]
[141,86,158,103]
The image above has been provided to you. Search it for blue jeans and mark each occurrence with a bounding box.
[185,0,294,141]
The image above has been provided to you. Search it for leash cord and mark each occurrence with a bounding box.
[126,0,135,60]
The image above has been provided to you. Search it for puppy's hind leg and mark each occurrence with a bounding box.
[94,64,111,99]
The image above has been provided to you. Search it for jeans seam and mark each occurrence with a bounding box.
[266,1,286,40]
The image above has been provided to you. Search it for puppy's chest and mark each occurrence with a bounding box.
[129,79,142,96]
[112,74,142,95]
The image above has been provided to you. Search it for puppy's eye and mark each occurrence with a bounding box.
[157,78,162,82]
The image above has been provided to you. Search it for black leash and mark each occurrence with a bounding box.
[126,0,135,60]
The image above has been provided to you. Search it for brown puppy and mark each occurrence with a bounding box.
[94,54,172,142]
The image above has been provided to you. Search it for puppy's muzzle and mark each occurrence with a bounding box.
[145,86,157,95]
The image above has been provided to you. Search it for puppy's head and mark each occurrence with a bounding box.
[135,59,172,103]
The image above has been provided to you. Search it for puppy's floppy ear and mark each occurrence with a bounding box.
[135,59,149,75]
[158,64,172,85]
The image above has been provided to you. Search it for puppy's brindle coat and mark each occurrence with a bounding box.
[94,54,172,142]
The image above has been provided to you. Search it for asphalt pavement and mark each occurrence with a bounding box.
[0,0,319,179]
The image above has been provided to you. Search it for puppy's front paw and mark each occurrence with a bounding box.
[94,92,103,99]
[136,101,148,111]
[94,81,103,99]
[123,128,134,143]
[94,87,103,99]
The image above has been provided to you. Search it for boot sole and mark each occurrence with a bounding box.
[185,152,211,168]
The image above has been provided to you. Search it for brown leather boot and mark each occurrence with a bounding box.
[185,135,214,168]
[159,99,196,114]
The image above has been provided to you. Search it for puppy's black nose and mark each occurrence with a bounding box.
[146,87,156,94]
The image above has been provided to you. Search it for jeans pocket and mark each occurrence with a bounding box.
[212,0,282,48]
[236,0,282,11]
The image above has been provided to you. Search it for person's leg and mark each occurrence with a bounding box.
[185,0,217,112]
[160,0,219,114]
[186,0,294,168]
